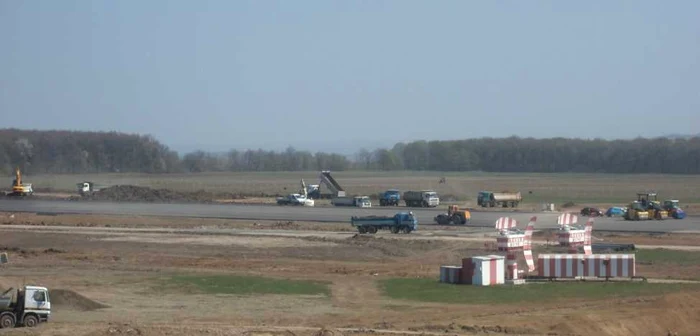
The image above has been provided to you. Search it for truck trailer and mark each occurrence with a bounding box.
[403,190,439,207]
[351,212,417,234]
[0,285,51,329]
[477,191,522,208]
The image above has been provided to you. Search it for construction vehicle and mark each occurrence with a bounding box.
[636,193,668,220]
[276,179,315,206]
[7,167,33,197]
[76,181,107,196]
[351,212,418,234]
[378,189,401,206]
[663,200,687,219]
[477,191,522,208]
[403,190,439,207]
[331,195,371,207]
[434,205,471,225]
[623,201,650,221]
[306,171,345,199]
[0,285,51,328]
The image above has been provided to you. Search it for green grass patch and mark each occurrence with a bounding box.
[379,278,700,304]
[636,249,700,266]
[166,274,331,296]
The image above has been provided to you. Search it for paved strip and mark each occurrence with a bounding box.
[0,199,696,232]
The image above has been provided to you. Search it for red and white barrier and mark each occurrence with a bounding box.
[537,254,635,278]
[461,255,505,286]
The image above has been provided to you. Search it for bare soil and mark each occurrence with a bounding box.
[2,212,700,335]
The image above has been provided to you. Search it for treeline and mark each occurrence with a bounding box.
[1,129,699,175]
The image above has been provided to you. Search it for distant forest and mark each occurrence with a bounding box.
[1,129,699,175]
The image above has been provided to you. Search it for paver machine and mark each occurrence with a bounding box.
[636,193,668,220]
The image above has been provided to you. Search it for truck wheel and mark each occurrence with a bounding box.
[367,226,378,234]
[403,227,412,234]
[0,314,15,328]
[23,315,38,328]
[390,226,400,234]
[357,226,367,234]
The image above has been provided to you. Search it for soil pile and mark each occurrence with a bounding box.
[49,289,110,311]
[75,185,244,204]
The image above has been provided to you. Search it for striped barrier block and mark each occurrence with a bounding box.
[537,254,635,278]
[557,229,585,246]
[496,233,525,250]
[461,255,505,286]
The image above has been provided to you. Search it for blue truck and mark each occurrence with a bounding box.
[378,189,401,206]
[351,212,418,234]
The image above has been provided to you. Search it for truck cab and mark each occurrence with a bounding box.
[379,189,401,206]
[0,286,51,328]
[355,196,372,208]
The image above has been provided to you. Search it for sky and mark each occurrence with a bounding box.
[1,1,699,155]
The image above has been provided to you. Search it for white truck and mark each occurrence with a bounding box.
[403,190,440,207]
[76,181,108,196]
[276,193,315,206]
[0,286,51,328]
[331,196,372,208]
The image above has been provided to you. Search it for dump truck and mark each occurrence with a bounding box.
[403,190,439,207]
[351,212,418,234]
[434,205,471,225]
[332,196,371,207]
[0,285,51,328]
[76,181,108,196]
[663,200,686,219]
[7,167,33,197]
[378,189,401,206]
[477,191,522,208]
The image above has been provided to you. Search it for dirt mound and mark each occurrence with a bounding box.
[50,289,109,311]
[75,185,244,204]
[313,328,344,336]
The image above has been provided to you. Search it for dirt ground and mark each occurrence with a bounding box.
[2,212,700,336]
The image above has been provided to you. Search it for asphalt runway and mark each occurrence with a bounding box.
[0,199,696,232]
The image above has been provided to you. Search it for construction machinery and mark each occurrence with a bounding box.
[636,193,668,220]
[7,167,33,197]
[276,179,315,206]
[0,285,51,328]
[434,205,471,225]
[76,181,107,196]
[307,171,345,199]
[351,212,418,234]
[403,190,440,207]
[477,191,522,208]
[378,189,401,206]
[623,201,650,221]
[331,195,371,207]
[663,200,687,219]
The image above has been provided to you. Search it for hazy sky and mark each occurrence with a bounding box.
[2,1,699,154]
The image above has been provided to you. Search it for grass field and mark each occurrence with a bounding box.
[636,249,700,266]
[165,274,331,296]
[379,278,700,304]
[19,171,700,207]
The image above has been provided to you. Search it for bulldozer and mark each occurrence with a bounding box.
[636,193,668,220]
[434,205,471,225]
[623,201,650,221]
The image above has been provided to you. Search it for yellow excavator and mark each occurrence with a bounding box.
[8,167,33,197]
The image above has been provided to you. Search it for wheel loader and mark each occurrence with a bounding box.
[434,205,471,225]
